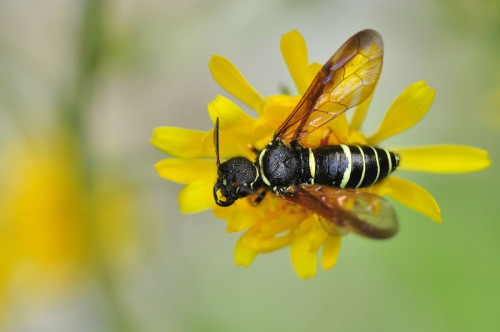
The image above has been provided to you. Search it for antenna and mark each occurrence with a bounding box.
[213,117,221,168]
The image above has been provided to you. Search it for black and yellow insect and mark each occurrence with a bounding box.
[213,29,400,239]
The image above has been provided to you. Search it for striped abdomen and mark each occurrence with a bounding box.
[312,144,399,188]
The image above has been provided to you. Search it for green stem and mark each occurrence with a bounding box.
[61,1,135,331]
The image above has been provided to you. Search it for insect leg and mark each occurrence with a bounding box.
[249,145,261,155]
[252,189,268,206]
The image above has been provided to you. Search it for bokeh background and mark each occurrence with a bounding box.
[0,0,499,331]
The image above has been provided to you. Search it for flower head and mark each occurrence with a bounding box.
[151,30,490,279]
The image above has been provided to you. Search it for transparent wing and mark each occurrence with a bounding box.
[282,184,398,239]
[274,29,384,144]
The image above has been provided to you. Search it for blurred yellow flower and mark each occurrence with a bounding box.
[0,134,138,319]
[151,30,490,279]
[0,137,88,311]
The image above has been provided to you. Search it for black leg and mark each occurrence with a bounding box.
[249,145,260,155]
[252,189,267,206]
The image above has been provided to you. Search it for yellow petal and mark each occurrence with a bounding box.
[394,145,491,173]
[202,95,260,159]
[307,62,322,86]
[151,127,211,158]
[330,113,350,143]
[280,30,309,94]
[386,176,442,223]
[256,235,292,253]
[178,179,214,213]
[155,158,216,184]
[213,201,257,233]
[290,231,318,279]
[209,55,265,113]
[301,113,350,147]
[321,236,341,270]
[207,95,255,128]
[225,215,254,233]
[350,90,375,131]
[257,94,300,135]
[234,235,257,267]
[368,81,435,145]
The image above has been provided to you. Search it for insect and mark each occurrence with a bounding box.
[213,29,400,239]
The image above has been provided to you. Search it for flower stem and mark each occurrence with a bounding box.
[61,0,135,331]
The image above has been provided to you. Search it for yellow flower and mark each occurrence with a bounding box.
[0,134,139,317]
[151,30,490,279]
[0,137,88,313]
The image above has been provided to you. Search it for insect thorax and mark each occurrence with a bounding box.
[258,142,313,190]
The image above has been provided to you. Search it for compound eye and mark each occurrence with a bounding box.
[213,183,234,207]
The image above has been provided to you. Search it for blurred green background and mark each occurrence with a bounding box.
[0,0,499,331]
